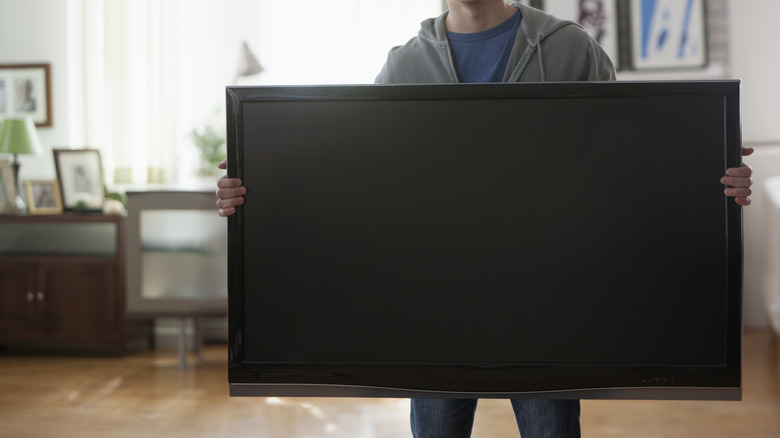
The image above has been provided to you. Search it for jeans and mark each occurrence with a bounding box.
[410,398,581,438]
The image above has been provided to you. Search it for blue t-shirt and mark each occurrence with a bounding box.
[446,9,522,83]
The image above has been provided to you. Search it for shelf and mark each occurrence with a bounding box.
[0,214,120,256]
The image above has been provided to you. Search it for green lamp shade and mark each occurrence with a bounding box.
[0,118,43,155]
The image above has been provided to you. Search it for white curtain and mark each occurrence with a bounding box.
[74,0,443,186]
[254,0,444,85]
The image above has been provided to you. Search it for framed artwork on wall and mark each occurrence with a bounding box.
[519,0,546,8]
[0,64,52,127]
[53,149,106,211]
[25,180,64,215]
[541,0,620,67]
[629,0,707,70]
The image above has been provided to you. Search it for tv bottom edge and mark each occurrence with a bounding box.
[229,383,741,401]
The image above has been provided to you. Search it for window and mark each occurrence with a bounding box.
[74,0,443,186]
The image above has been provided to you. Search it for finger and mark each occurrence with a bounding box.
[724,187,752,198]
[725,165,753,178]
[218,207,236,218]
[216,194,245,209]
[734,197,751,207]
[218,159,228,170]
[720,176,753,188]
[217,175,244,189]
[216,188,247,204]
[741,146,755,157]
[216,184,247,200]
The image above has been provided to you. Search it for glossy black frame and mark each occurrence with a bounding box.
[226,81,742,400]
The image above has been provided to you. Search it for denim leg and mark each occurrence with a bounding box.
[510,399,581,438]
[410,398,478,438]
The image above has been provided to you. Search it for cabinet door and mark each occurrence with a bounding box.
[38,261,117,338]
[0,263,37,335]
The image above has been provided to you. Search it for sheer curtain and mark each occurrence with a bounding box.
[255,0,444,85]
[75,0,443,186]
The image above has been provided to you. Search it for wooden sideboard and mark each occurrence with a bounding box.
[0,213,152,355]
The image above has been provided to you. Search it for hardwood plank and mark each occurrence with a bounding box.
[0,331,777,437]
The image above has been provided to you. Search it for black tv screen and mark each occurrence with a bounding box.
[226,82,742,400]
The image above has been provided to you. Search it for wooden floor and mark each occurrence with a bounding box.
[0,330,778,438]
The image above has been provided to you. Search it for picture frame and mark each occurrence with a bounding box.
[517,0,545,8]
[53,149,106,211]
[0,159,18,213]
[629,0,707,70]
[541,0,620,67]
[0,64,52,127]
[25,180,63,215]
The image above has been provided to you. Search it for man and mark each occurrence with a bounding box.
[216,1,753,436]
[375,0,614,84]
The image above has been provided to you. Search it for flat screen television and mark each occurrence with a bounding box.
[226,81,742,400]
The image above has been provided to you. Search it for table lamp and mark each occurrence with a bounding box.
[0,117,43,210]
[233,40,264,84]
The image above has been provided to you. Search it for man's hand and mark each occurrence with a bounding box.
[721,146,754,206]
[216,159,247,217]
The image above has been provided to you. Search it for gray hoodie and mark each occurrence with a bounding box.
[375,1,616,84]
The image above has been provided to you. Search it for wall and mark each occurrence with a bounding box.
[729,0,780,144]
[0,0,72,180]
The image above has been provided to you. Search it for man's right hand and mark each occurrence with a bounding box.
[216,159,246,217]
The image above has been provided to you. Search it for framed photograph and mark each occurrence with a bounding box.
[0,159,18,213]
[53,149,106,211]
[460,1,543,8]
[517,0,545,8]
[25,180,63,215]
[629,0,707,70]
[542,0,619,67]
[0,64,52,127]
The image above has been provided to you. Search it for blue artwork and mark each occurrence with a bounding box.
[632,0,706,69]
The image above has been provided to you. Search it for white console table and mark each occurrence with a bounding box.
[124,190,228,369]
[761,177,780,336]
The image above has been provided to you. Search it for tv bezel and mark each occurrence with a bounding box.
[226,81,742,400]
